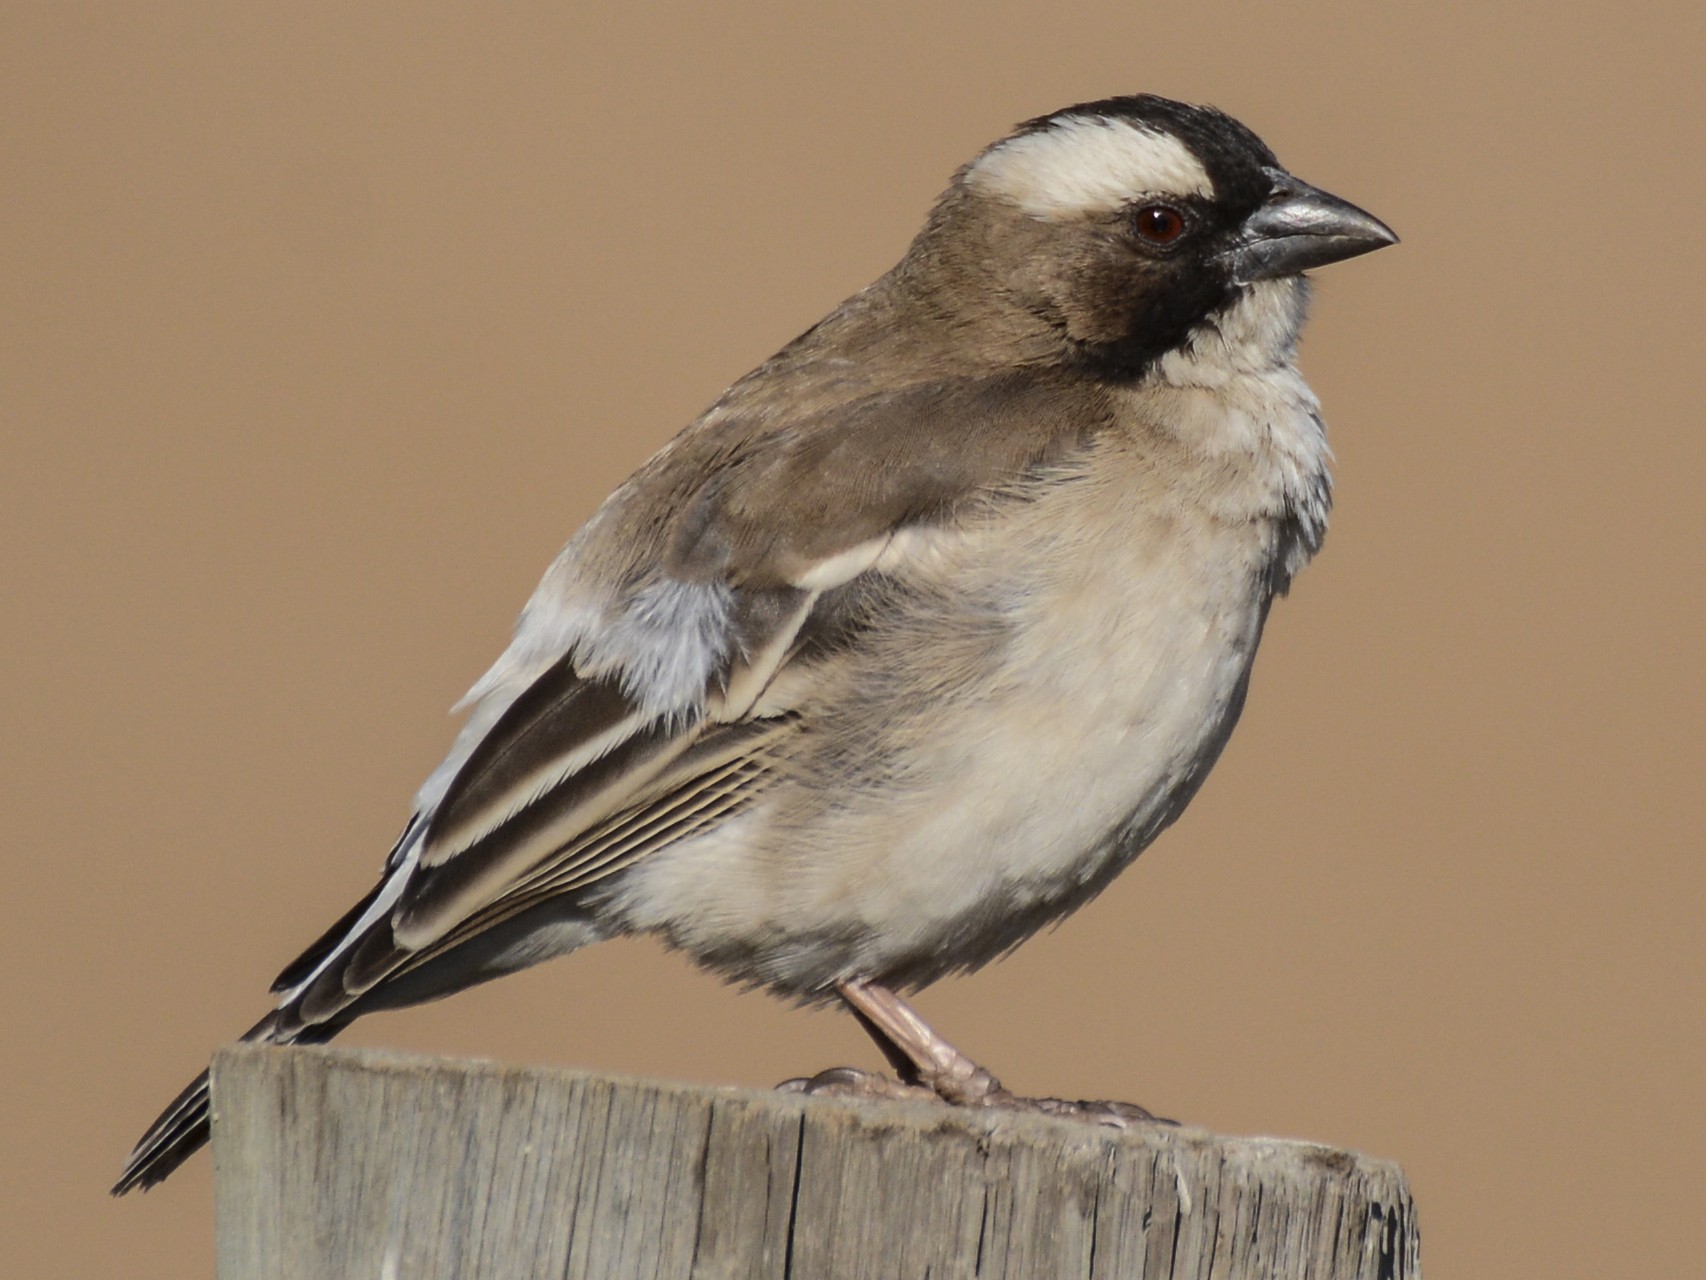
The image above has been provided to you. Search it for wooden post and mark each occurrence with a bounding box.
[210,1044,1419,1280]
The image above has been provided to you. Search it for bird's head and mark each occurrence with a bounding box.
[914,95,1397,378]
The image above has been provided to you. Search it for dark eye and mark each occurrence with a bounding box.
[1132,204,1187,246]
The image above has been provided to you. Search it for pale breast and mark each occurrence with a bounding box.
[611,421,1310,991]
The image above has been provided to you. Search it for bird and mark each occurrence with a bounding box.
[114,93,1395,1195]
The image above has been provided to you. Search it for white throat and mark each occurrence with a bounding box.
[1143,278,1333,579]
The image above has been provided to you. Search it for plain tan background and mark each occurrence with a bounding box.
[4,3,1700,1277]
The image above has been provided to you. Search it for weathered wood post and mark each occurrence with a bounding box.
[210,1044,1419,1279]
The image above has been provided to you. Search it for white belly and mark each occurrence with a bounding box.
[613,433,1281,990]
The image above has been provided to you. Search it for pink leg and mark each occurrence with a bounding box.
[835,979,1002,1104]
[778,979,1170,1129]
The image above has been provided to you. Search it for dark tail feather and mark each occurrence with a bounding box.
[110,1065,214,1196]
[112,1012,340,1195]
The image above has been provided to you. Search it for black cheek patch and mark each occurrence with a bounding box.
[1071,259,1236,380]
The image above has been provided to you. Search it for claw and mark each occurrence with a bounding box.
[980,1092,1175,1128]
[778,1067,1175,1131]
[775,1065,938,1103]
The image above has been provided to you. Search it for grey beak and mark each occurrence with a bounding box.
[1223,167,1398,285]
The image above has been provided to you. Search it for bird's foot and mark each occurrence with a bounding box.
[776,1067,1173,1129]
[970,1089,1174,1129]
[814,979,1175,1127]
[776,1066,938,1104]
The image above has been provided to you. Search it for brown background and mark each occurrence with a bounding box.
[4,3,1700,1277]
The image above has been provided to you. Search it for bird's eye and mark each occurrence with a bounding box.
[1132,204,1187,246]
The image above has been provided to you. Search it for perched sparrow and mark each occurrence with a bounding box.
[115,94,1394,1194]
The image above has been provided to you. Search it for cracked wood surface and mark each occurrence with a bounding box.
[210,1044,1420,1280]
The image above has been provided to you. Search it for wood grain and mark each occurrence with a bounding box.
[210,1044,1419,1280]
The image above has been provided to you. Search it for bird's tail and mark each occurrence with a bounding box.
[111,1011,337,1195]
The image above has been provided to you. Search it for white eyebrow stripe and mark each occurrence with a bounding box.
[965,115,1214,218]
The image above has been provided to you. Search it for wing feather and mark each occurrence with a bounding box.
[293,620,812,1021]
[426,661,643,861]
[380,720,795,986]
[298,717,794,1018]
[281,370,1105,1028]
